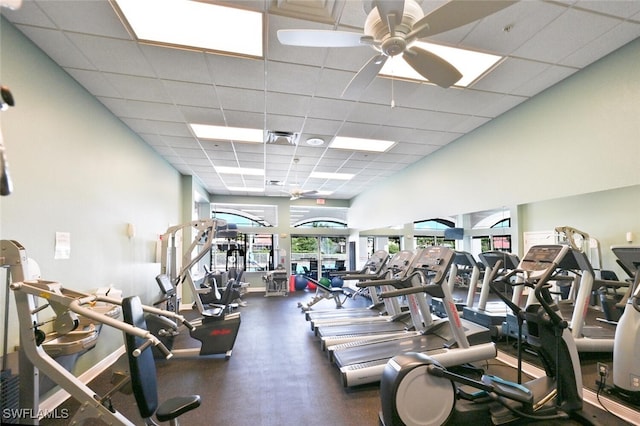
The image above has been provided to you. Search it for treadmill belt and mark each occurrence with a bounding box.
[317,322,407,338]
[333,334,447,367]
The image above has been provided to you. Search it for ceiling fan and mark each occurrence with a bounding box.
[277,0,515,97]
[288,187,318,201]
[284,158,318,200]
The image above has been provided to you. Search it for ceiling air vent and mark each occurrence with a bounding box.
[265,130,299,146]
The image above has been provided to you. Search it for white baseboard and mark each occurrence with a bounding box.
[39,345,125,414]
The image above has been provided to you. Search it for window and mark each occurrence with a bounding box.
[414,218,455,230]
[294,220,347,229]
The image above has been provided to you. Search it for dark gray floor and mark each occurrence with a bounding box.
[39,289,634,425]
[42,290,380,426]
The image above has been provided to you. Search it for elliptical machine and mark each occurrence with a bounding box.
[379,245,587,426]
[609,245,640,405]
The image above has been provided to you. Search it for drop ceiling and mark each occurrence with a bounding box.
[2,0,640,203]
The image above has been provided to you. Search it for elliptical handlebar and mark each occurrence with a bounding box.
[527,245,571,328]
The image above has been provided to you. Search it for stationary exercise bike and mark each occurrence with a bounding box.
[146,219,241,359]
[379,245,588,426]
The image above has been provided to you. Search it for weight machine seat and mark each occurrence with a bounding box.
[122,296,201,424]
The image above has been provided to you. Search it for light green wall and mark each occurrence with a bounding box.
[349,36,640,230]
[0,18,185,372]
[519,184,640,278]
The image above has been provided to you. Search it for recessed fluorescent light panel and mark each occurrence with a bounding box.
[114,0,263,57]
[190,124,263,143]
[380,41,502,87]
[226,186,264,192]
[330,136,395,153]
[215,166,264,176]
[310,172,354,181]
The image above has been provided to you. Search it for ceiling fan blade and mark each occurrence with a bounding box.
[277,29,365,47]
[341,54,388,98]
[374,0,404,34]
[403,46,462,88]
[302,190,318,197]
[408,1,516,40]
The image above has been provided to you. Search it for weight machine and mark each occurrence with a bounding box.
[4,239,197,425]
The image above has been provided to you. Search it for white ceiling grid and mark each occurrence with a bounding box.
[1,0,639,203]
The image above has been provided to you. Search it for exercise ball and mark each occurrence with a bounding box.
[307,278,317,290]
[331,276,344,288]
[319,277,332,289]
[294,274,308,291]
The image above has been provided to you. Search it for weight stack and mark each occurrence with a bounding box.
[1,369,20,424]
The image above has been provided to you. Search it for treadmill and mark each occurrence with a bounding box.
[315,249,435,348]
[463,251,520,337]
[331,246,495,387]
[431,251,481,318]
[302,249,390,319]
[310,250,416,332]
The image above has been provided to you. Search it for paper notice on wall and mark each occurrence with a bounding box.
[54,231,71,259]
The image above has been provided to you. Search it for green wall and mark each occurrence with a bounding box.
[519,184,640,278]
[0,18,184,373]
[349,36,640,231]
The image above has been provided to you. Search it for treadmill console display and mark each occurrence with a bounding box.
[479,251,519,269]
[387,250,414,269]
[412,246,455,284]
[519,245,566,273]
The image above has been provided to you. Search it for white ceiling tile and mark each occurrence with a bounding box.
[2,1,54,27]
[178,106,224,125]
[512,65,578,97]
[15,25,95,69]
[65,68,121,97]
[456,1,566,55]
[266,61,321,95]
[140,44,212,84]
[162,80,220,108]
[560,20,640,68]
[215,86,265,114]
[36,0,129,38]
[223,111,266,129]
[208,54,265,90]
[265,92,312,116]
[160,136,200,149]
[66,32,156,76]
[300,117,343,135]
[512,7,622,65]
[472,57,552,94]
[574,1,640,18]
[104,73,170,103]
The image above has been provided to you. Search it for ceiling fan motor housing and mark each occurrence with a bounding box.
[364,0,425,56]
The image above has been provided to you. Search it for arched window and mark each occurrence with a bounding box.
[414,218,455,230]
[212,210,271,227]
[294,219,347,229]
[492,218,511,228]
